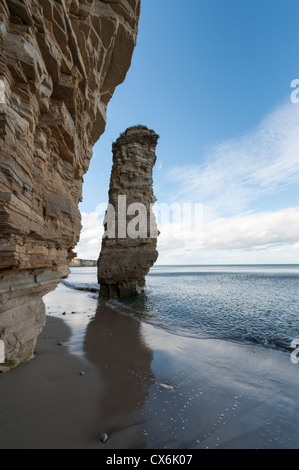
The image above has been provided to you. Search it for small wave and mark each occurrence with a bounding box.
[61,279,295,355]
[62,279,100,293]
[242,328,293,352]
[105,299,143,319]
[103,299,294,353]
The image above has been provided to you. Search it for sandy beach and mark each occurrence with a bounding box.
[1,282,299,450]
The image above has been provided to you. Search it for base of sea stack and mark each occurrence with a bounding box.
[99,279,146,299]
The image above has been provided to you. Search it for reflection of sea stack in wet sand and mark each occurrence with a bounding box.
[97,126,159,298]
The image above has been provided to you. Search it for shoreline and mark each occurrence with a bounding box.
[1,284,299,449]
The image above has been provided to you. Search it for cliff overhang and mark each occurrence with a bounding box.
[0,0,141,371]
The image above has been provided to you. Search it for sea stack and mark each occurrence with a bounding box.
[97,126,159,298]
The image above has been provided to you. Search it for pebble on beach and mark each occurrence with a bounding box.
[160,383,174,391]
[100,433,108,443]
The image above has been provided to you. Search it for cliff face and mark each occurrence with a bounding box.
[0,0,141,371]
[97,126,159,298]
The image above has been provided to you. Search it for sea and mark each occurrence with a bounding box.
[62,265,299,353]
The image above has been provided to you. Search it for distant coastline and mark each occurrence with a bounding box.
[70,258,97,267]
[69,261,299,268]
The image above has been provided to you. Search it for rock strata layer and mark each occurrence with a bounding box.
[0,0,140,371]
[97,126,159,298]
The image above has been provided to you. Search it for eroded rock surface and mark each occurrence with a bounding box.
[0,0,140,371]
[97,126,159,298]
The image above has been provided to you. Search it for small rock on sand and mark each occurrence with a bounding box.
[100,433,108,443]
[160,383,174,391]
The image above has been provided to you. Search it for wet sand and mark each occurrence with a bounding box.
[1,283,299,449]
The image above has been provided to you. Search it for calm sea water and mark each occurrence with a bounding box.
[63,265,299,352]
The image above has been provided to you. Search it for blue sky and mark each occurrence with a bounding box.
[77,0,299,264]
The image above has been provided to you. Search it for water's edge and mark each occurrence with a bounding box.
[61,265,299,354]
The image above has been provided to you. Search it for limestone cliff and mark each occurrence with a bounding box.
[97,126,159,298]
[0,0,141,371]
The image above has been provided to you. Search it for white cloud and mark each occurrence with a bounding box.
[203,207,299,250]
[74,204,106,259]
[155,207,299,263]
[167,101,299,218]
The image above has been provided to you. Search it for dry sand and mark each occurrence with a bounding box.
[1,283,299,449]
